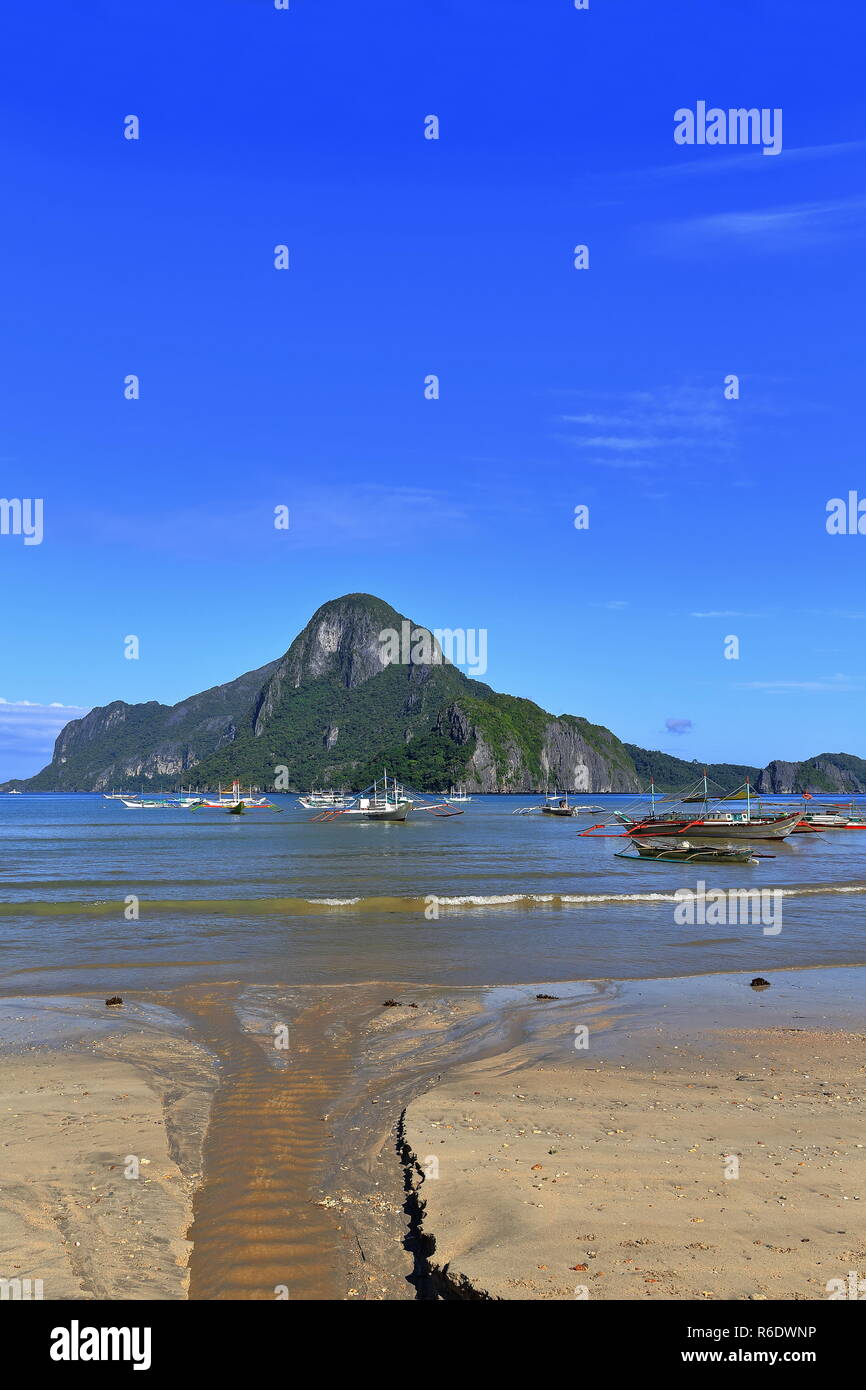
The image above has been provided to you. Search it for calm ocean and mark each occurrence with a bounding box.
[1,793,864,995]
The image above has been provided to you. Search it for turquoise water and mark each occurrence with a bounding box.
[1,793,864,992]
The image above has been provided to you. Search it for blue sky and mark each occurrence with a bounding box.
[1,0,865,779]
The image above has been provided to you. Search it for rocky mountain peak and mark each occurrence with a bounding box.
[285,594,406,688]
[252,593,443,733]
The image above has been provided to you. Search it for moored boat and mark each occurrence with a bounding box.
[514,791,592,817]
[801,800,866,829]
[193,780,271,810]
[119,797,179,809]
[617,810,801,840]
[311,772,413,822]
[443,785,472,804]
[585,773,801,841]
[616,837,765,864]
[298,789,353,809]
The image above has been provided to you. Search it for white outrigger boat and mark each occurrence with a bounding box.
[116,786,203,808]
[314,772,413,822]
[443,785,472,804]
[303,769,466,823]
[119,797,180,809]
[298,789,353,810]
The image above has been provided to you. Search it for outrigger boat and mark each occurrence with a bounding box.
[120,797,180,809]
[298,789,353,810]
[116,786,203,808]
[310,772,464,823]
[312,772,413,822]
[616,837,768,865]
[513,792,605,817]
[444,785,472,804]
[191,780,274,810]
[731,794,866,833]
[583,772,801,841]
[797,797,866,830]
[541,792,578,817]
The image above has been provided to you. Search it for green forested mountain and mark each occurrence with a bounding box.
[18,595,640,793]
[624,745,759,794]
[11,593,865,795]
[754,753,866,794]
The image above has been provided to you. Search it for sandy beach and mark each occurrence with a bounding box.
[0,1014,217,1299]
[1,969,864,1300]
[401,1024,866,1300]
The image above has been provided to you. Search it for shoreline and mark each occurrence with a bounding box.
[1,964,864,1299]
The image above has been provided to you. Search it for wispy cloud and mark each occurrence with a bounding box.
[737,674,859,694]
[70,485,475,556]
[0,698,87,713]
[637,141,866,182]
[691,610,763,618]
[555,385,735,471]
[563,432,705,450]
[654,196,866,254]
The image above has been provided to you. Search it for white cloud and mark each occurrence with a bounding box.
[655,197,866,253]
[0,701,91,782]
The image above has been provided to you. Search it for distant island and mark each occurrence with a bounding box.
[5,593,866,795]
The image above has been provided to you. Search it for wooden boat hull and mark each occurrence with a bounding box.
[300,803,351,810]
[119,799,175,809]
[348,800,412,822]
[195,799,269,809]
[621,812,800,841]
[803,814,863,828]
[619,839,759,864]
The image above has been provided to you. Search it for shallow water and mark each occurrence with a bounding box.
[1,793,865,992]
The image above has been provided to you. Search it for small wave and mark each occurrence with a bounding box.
[306,897,362,907]
[436,894,529,906]
[1,881,865,917]
[560,891,680,904]
[774,883,866,897]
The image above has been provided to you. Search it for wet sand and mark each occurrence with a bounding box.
[1,968,864,1300]
[0,1022,217,1299]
